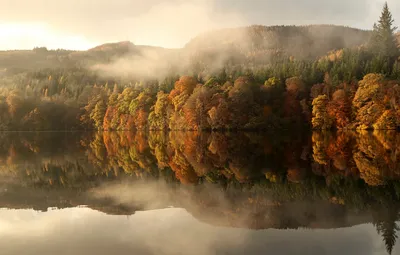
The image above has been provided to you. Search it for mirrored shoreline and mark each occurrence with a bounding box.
[0,131,400,254]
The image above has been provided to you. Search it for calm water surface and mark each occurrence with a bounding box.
[0,131,400,255]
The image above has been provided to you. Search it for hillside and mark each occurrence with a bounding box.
[0,42,173,74]
[0,48,74,73]
[184,25,371,64]
[0,25,372,75]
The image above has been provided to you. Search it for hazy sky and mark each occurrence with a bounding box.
[0,0,399,50]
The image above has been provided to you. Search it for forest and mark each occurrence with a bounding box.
[0,4,399,131]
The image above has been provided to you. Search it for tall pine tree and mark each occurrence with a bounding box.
[369,2,399,69]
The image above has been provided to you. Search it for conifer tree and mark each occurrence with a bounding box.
[90,100,106,130]
[370,2,399,64]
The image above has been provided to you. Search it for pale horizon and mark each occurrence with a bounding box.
[0,0,399,51]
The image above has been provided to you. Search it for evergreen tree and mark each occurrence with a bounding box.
[370,2,399,63]
[90,100,106,130]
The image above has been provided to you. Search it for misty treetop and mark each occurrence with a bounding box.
[0,3,399,131]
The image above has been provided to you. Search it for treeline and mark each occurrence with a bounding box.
[1,51,399,131]
[0,4,399,131]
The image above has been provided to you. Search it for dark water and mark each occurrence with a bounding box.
[1,131,400,255]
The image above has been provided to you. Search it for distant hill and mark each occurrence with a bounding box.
[0,42,173,73]
[184,25,371,67]
[0,25,373,75]
[186,25,371,50]
[69,41,174,68]
[0,48,74,73]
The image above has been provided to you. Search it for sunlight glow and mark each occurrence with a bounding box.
[0,23,97,50]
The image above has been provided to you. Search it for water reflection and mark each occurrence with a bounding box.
[0,131,399,254]
[0,207,396,255]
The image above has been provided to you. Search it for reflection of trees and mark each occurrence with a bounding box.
[373,204,400,255]
[311,131,400,186]
[355,131,400,186]
[0,130,399,191]
[377,218,399,254]
[2,131,400,252]
[0,132,103,188]
[312,132,331,166]
[1,130,400,190]
[311,131,358,186]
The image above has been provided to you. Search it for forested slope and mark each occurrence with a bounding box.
[0,5,399,131]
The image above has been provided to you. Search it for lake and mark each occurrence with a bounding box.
[0,131,400,255]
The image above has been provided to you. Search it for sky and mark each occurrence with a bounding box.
[0,0,399,50]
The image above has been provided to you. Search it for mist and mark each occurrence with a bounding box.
[85,179,377,230]
[89,47,181,80]
[88,24,371,80]
[87,41,242,80]
[87,180,244,225]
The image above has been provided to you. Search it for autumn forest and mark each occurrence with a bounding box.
[0,4,399,131]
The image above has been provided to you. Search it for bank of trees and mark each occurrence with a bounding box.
[0,67,399,131]
[0,3,398,131]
